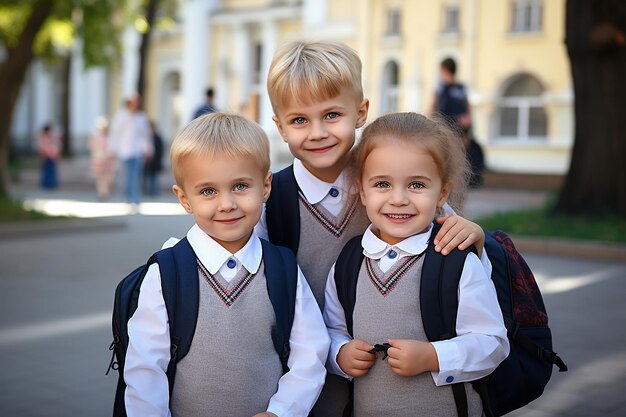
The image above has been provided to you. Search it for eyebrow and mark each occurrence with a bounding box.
[283,105,347,119]
[366,175,433,183]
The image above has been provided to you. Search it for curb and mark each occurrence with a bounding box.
[512,236,626,262]
[0,217,127,239]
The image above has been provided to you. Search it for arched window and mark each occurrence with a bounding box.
[495,74,547,141]
[381,60,399,114]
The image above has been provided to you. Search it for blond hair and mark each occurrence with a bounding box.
[267,40,363,112]
[354,112,470,212]
[170,113,270,185]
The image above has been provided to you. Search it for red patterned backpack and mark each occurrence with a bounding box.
[334,224,568,417]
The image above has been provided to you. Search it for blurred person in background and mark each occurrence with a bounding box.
[143,120,164,197]
[88,116,116,200]
[109,94,153,207]
[37,122,61,189]
[192,87,218,120]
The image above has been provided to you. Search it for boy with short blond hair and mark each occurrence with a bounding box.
[125,113,329,417]
[257,40,490,416]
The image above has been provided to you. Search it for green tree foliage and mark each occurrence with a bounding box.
[0,0,125,197]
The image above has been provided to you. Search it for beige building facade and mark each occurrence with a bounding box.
[137,0,572,174]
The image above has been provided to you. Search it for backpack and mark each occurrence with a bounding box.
[333,222,567,417]
[266,164,301,254]
[436,82,469,119]
[106,237,298,417]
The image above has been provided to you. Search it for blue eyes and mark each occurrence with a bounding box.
[200,183,248,196]
[290,112,340,125]
[373,182,425,190]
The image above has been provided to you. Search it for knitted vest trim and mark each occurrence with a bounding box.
[365,253,424,297]
[298,190,359,237]
[197,259,256,307]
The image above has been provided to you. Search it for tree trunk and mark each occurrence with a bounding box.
[555,0,626,217]
[136,0,159,101]
[0,3,53,198]
[60,53,72,157]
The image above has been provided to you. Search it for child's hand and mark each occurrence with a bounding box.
[337,339,376,377]
[434,215,485,257]
[386,339,439,377]
[252,413,277,417]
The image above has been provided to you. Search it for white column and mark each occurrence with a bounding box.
[71,39,108,150]
[121,27,140,98]
[234,23,251,110]
[259,21,278,154]
[302,0,327,32]
[181,0,217,122]
[256,20,287,163]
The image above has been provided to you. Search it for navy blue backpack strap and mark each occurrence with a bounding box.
[333,234,365,337]
[260,238,298,373]
[420,222,476,417]
[153,237,199,392]
[266,165,301,254]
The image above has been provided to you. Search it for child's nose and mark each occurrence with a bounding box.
[389,188,409,205]
[218,193,237,211]
[308,121,329,140]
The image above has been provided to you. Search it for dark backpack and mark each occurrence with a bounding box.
[266,165,301,254]
[106,237,298,417]
[436,82,469,119]
[334,222,567,417]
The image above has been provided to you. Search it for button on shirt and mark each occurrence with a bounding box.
[255,159,353,240]
[124,225,330,417]
[323,223,509,386]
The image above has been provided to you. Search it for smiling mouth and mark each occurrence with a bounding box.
[216,217,243,224]
[385,214,414,221]
[307,144,335,153]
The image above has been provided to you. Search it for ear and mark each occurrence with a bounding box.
[437,182,452,208]
[172,185,192,213]
[358,180,367,207]
[262,171,272,202]
[355,98,370,128]
[272,115,288,143]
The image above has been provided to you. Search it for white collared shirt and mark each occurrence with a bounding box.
[255,159,353,240]
[124,225,330,417]
[323,223,509,386]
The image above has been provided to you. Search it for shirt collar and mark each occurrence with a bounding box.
[361,222,434,259]
[293,158,350,204]
[186,224,262,275]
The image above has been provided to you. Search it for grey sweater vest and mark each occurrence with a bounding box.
[170,263,283,417]
[297,193,369,417]
[296,192,370,309]
[352,255,483,417]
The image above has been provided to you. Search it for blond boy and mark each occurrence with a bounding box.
[124,113,329,417]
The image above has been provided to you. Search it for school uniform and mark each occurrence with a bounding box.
[256,158,495,416]
[124,225,329,417]
[323,223,510,417]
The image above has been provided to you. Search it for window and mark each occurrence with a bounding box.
[381,60,399,114]
[386,8,401,36]
[442,4,460,33]
[510,0,542,33]
[495,74,547,141]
